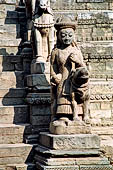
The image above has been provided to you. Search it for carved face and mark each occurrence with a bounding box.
[58,28,74,45]
[38,0,49,9]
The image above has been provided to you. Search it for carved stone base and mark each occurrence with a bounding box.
[31,60,50,74]
[35,133,112,170]
[49,119,91,135]
[39,132,100,150]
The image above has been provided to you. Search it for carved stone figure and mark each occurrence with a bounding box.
[31,0,54,61]
[50,16,90,134]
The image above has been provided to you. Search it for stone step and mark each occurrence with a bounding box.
[51,0,111,11]
[0,143,33,165]
[0,88,26,98]
[0,55,22,72]
[0,105,29,124]
[0,72,24,89]
[6,163,35,170]
[0,124,30,144]
[0,25,20,39]
[101,139,113,164]
[0,0,17,5]
[0,39,21,55]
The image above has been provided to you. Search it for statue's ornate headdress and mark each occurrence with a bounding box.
[54,16,76,31]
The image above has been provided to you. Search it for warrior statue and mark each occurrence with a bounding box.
[25,0,54,61]
[50,16,90,134]
[31,0,54,61]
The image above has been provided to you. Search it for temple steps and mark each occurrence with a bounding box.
[0,106,29,124]
[0,143,33,165]
[0,124,30,144]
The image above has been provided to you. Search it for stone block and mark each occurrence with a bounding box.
[35,144,100,156]
[36,163,79,170]
[90,102,101,110]
[27,74,50,87]
[80,165,113,169]
[90,110,111,119]
[39,133,100,150]
[0,88,26,98]
[0,124,28,144]
[101,102,111,110]
[0,98,25,106]
[31,62,50,74]
[86,2,109,10]
[0,0,17,4]
[30,105,51,116]
[31,115,51,126]
[0,144,33,165]
[0,105,29,124]
[35,156,110,166]
[0,72,24,89]
[90,81,113,94]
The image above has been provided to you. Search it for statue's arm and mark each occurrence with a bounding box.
[31,0,36,15]
[50,49,61,85]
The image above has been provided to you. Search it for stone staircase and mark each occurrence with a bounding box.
[0,0,35,169]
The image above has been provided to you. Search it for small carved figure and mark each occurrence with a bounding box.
[50,16,90,126]
[31,0,54,61]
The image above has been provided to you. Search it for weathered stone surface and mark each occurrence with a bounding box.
[0,124,29,144]
[31,115,51,126]
[36,144,100,156]
[0,88,26,98]
[6,163,35,170]
[31,62,50,74]
[0,143,33,165]
[27,74,50,87]
[36,163,79,170]
[0,98,25,106]
[0,105,29,124]
[30,105,51,116]
[80,165,113,169]
[39,133,100,150]
[35,155,110,166]
[0,72,24,88]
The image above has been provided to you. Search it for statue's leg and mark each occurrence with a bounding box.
[83,98,90,123]
[34,28,42,57]
[71,92,79,121]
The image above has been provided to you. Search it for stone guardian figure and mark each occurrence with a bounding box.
[31,0,54,61]
[50,16,90,134]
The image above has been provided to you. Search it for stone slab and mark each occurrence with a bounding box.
[0,105,29,124]
[0,97,25,106]
[0,124,29,144]
[27,74,50,87]
[35,155,110,166]
[35,144,100,156]
[36,162,79,170]
[0,143,33,165]
[80,165,113,170]
[0,88,26,98]
[39,133,100,150]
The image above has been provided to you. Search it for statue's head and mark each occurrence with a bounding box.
[58,28,74,46]
[55,16,76,46]
[38,0,50,10]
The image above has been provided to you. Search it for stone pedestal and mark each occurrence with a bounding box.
[35,132,113,170]
[26,58,51,137]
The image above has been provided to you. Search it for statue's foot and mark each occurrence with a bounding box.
[83,116,90,124]
[73,116,80,122]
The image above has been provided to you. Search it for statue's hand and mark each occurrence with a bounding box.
[69,53,80,64]
[54,74,62,85]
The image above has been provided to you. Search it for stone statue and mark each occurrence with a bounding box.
[31,0,54,61]
[50,16,90,134]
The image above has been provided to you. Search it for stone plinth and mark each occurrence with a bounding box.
[35,133,112,170]
[39,132,100,150]
[31,61,50,74]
